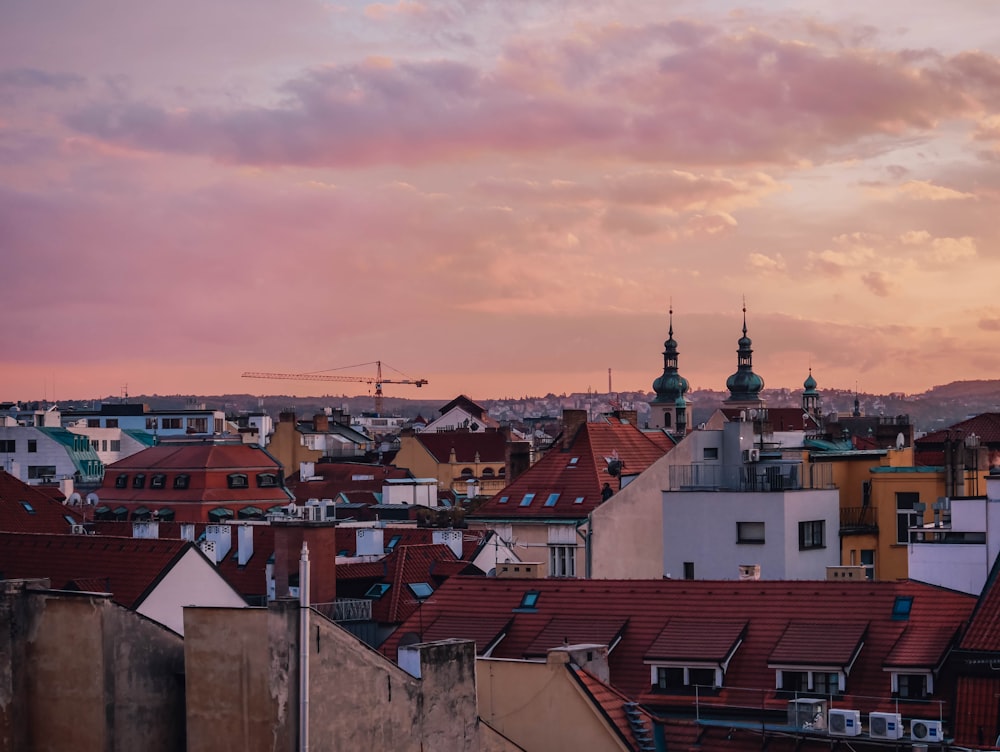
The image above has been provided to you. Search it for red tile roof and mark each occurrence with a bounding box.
[420,614,513,653]
[472,421,671,519]
[645,619,748,662]
[721,408,821,432]
[917,413,1000,445]
[414,430,507,464]
[0,471,82,534]
[381,577,974,719]
[953,676,1000,748]
[523,616,629,658]
[884,624,959,669]
[768,620,867,667]
[571,668,658,752]
[960,551,1000,651]
[0,531,190,609]
[286,461,412,500]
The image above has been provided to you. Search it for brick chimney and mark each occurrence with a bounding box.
[272,521,337,603]
[561,409,588,450]
[279,410,296,424]
[313,413,330,432]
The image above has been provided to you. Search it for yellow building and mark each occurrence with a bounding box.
[393,429,512,496]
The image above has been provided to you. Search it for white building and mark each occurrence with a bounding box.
[907,469,1000,595]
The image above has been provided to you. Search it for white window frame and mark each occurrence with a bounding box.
[548,545,576,577]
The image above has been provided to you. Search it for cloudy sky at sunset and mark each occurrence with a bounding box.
[4,0,1000,402]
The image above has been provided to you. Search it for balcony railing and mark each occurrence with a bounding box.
[840,506,878,533]
[314,598,372,622]
[909,529,987,545]
[449,477,508,496]
[668,462,834,492]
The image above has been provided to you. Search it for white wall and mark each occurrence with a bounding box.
[663,489,839,580]
[136,548,248,635]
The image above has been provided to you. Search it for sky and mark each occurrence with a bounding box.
[3,0,1000,402]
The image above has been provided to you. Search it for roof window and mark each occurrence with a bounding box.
[19,501,36,515]
[519,493,535,507]
[892,596,913,621]
[132,473,145,489]
[385,534,403,552]
[567,457,579,467]
[517,590,540,610]
[365,583,390,599]
[574,496,585,504]
[544,493,560,507]
[408,582,433,600]
[115,473,129,489]
[497,496,509,504]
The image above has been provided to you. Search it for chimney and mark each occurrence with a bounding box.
[132,520,160,539]
[237,524,254,566]
[614,409,638,425]
[180,523,196,542]
[279,410,296,424]
[313,413,329,432]
[432,529,463,558]
[561,409,588,450]
[205,523,232,563]
[299,461,315,479]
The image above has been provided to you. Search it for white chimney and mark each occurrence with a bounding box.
[300,461,315,480]
[180,523,196,542]
[237,524,254,566]
[432,529,463,559]
[133,520,160,539]
[356,528,385,557]
[205,524,232,563]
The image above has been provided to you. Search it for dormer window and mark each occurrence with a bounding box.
[256,473,278,488]
[115,473,129,488]
[132,473,146,489]
[150,474,166,489]
[227,473,249,489]
[645,619,747,693]
[173,474,190,489]
[769,621,866,697]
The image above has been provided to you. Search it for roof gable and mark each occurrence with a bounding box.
[0,471,82,534]
[415,431,508,464]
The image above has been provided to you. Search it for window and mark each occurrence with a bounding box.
[683,562,695,580]
[161,418,182,430]
[385,535,403,552]
[407,582,433,600]
[365,583,390,599]
[214,418,225,433]
[188,417,208,433]
[798,520,825,550]
[481,468,495,478]
[105,419,118,428]
[544,493,560,507]
[896,673,929,699]
[497,496,509,504]
[654,666,718,691]
[87,419,100,428]
[132,473,146,489]
[115,473,129,488]
[173,474,190,489]
[813,672,840,695]
[146,418,158,430]
[892,596,913,621]
[227,473,249,489]
[256,473,279,488]
[657,667,684,690]
[519,493,535,507]
[688,668,716,688]
[703,447,719,460]
[460,467,473,478]
[896,492,921,544]
[549,545,576,577]
[27,440,37,453]
[101,440,108,452]
[27,465,56,479]
[0,440,14,453]
[574,496,585,504]
[780,671,808,692]
[664,413,672,428]
[19,501,36,515]
[518,591,540,609]
[110,440,120,452]
[861,549,875,579]
[150,474,166,489]
[91,439,99,451]
[737,521,765,544]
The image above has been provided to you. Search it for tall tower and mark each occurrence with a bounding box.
[649,307,691,433]
[724,304,765,409]
[802,368,821,420]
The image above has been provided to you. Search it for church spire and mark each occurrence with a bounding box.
[725,301,765,405]
[650,304,690,433]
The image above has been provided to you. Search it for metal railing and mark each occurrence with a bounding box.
[840,506,878,532]
[668,463,834,492]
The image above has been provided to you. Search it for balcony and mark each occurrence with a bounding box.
[449,477,508,497]
[909,529,986,545]
[839,506,878,535]
[668,463,834,493]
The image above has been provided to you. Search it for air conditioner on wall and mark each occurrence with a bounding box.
[749,448,760,462]
[911,720,943,742]
[828,709,861,737]
[869,712,903,740]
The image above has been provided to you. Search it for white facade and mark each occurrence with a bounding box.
[61,405,227,437]
[383,478,439,507]
[907,472,1000,595]
[420,406,493,433]
[65,425,151,466]
[662,486,840,580]
[135,546,248,635]
[0,425,102,485]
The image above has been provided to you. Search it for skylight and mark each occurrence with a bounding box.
[518,590,540,609]
[574,496,585,504]
[498,496,509,504]
[519,493,536,507]
[892,596,913,620]
[567,457,579,467]
[544,493,560,507]
[408,582,434,600]
[19,501,35,515]
[385,535,403,552]
[365,583,391,599]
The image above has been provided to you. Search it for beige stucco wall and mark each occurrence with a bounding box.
[268,421,322,480]
[1,581,185,752]
[468,521,559,577]
[184,602,523,752]
[478,652,629,752]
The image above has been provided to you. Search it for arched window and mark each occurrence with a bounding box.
[498,467,506,478]
[481,468,495,479]
[460,467,474,478]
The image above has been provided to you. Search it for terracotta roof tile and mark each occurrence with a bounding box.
[917,413,1000,445]
[768,620,868,666]
[953,676,1000,747]
[420,614,513,654]
[522,616,629,658]
[472,422,670,520]
[571,667,656,752]
[414,431,508,464]
[883,624,959,669]
[960,550,1000,651]
[645,619,748,662]
[0,471,82,534]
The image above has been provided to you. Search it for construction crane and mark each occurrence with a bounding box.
[242,360,427,415]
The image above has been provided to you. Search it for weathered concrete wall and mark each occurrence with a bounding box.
[0,581,185,752]
[185,602,522,752]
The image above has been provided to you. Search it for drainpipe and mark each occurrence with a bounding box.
[299,542,310,752]
[576,513,593,579]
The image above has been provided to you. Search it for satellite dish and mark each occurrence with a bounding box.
[896,432,905,449]
[85,492,99,506]
[68,492,83,506]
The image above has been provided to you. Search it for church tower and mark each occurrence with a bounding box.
[648,307,691,434]
[724,304,765,410]
[802,368,821,421]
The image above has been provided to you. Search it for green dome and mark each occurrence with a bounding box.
[652,308,689,402]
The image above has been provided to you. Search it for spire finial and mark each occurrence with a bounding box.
[668,301,674,338]
[742,296,747,336]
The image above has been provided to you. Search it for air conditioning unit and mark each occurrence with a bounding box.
[749,448,761,462]
[71,524,86,535]
[828,709,861,737]
[787,698,827,730]
[910,719,943,742]
[869,712,903,740]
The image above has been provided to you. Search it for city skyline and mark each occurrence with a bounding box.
[4,1,1000,401]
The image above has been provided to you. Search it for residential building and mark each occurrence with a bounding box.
[61,401,229,437]
[266,409,375,478]
[0,470,82,533]
[394,428,514,497]
[95,437,292,522]
[0,530,248,635]
[419,394,501,433]
[469,410,672,578]
[0,420,104,488]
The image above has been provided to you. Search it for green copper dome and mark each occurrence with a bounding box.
[803,369,818,394]
[652,308,689,401]
[725,306,765,402]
